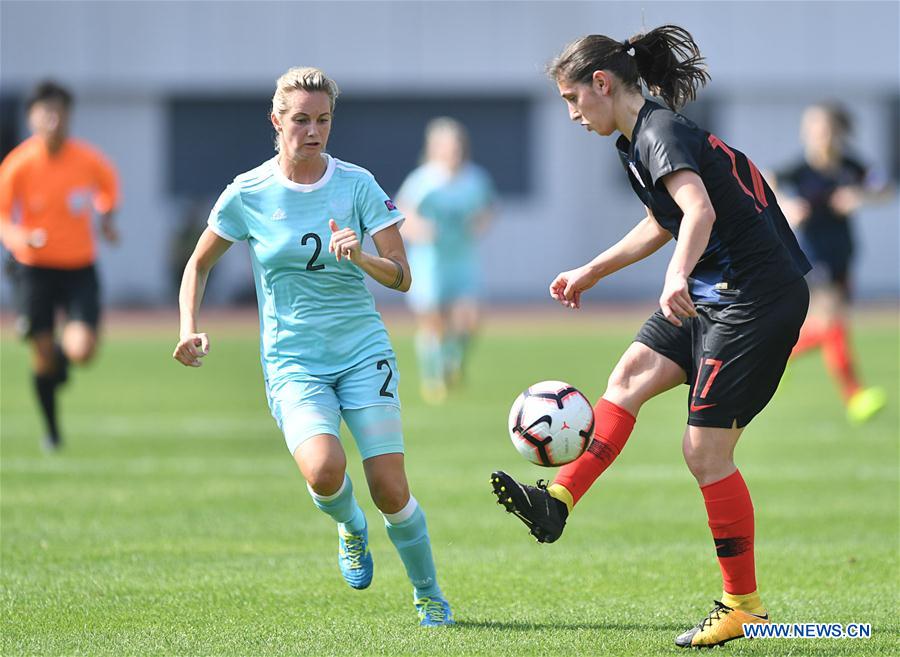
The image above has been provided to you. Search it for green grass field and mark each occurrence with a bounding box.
[1,310,898,656]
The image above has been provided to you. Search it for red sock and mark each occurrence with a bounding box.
[553,398,635,506]
[701,470,756,595]
[791,320,825,358]
[822,322,861,400]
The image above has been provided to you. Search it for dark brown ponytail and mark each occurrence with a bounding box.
[628,25,709,110]
[548,24,710,111]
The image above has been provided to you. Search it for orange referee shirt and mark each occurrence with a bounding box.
[0,136,119,269]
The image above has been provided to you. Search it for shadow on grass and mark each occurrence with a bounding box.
[455,620,682,632]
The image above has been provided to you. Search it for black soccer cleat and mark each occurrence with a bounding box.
[490,470,569,543]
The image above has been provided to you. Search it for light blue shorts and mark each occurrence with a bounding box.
[407,246,480,313]
[267,354,403,459]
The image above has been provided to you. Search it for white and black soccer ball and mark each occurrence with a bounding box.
[507,380,595,467]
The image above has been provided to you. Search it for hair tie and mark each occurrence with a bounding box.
[621,39,634,54]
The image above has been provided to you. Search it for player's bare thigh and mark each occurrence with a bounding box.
[808,283,846,324]
[604,341,687,416]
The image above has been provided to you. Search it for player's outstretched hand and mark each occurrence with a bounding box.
[549,264,601,310]
[829,185,864,216]
[100,216,120,245]
[173,333,210,367]
[329,219,361,262]
[659,273,697,327]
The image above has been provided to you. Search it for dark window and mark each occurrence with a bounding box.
[167,94,532,197]
[0,92,23,161]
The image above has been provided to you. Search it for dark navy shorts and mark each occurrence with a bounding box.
[10,263,101,338]
[634,277,809,428]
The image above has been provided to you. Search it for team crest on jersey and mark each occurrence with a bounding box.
[628,162,646,188]
[67,188,92,213]
[271,208,287,221]
[384,199,397,211]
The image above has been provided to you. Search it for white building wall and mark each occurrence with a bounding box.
[1,1,897,305]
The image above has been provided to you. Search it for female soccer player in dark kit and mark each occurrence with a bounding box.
[490,25,811,649]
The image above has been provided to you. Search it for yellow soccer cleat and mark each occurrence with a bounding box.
[847,387,886,424]
[420,380,448,406]
[675,600,769,649]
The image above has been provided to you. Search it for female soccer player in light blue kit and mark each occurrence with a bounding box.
[397,119,494,403]
[173,67,453,627]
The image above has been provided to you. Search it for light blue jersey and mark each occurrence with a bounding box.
[397,162,494,259]
[398,162,494,312]
[208,154,404,385]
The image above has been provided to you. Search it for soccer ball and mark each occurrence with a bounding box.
[508,380,595,467]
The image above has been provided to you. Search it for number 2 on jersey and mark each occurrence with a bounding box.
[301,233,325,271]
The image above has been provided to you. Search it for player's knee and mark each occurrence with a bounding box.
[66,344,96,365]
[304,460,347,496]
[368,476,410,515]
[63,333,97,364]
[683,445,733,485]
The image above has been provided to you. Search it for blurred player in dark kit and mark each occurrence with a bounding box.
[773,102,892,424]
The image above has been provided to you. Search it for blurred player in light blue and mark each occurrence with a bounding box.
[173,67,453,627]
[397,118,495,403]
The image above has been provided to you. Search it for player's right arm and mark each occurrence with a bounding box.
[0,153,45,252]
[765,168,810,228]
[550,208,671,309]
[173,228,232,367]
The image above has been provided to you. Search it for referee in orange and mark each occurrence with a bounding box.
[0,81,119,450]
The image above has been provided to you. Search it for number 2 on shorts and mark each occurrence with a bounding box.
[376,359,394,398]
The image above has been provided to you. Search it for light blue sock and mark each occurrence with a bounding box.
[442,333,465,379]
[308,474,366,534]
[415,331,444,386]
[384,497,442,600]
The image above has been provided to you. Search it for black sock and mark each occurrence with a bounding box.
[33,373,60,443]
[53,344,70,385]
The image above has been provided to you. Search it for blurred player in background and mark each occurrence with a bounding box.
[772,103,892,423]
[0,80,119,451]
[491,26,812,648]
[396,118,494,403]
[173,67,453,627]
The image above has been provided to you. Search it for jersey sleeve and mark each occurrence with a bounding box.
[641,117,704,186]
[396,167,430,210]
[357,174,404,235]
[207,183,249,242]
[0,152,19,220]
[773,161,802,189]
[90,149,120,214]
[474,166,496,211]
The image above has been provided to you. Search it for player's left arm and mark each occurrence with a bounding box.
[830,168,895,216]
[92,149,120,244]
[469,207,495,236]
[660,169,716,327]
[328,219,411,292]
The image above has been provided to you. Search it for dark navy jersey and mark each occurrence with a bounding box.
[775,155,867,263]
[616,100,811,305]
